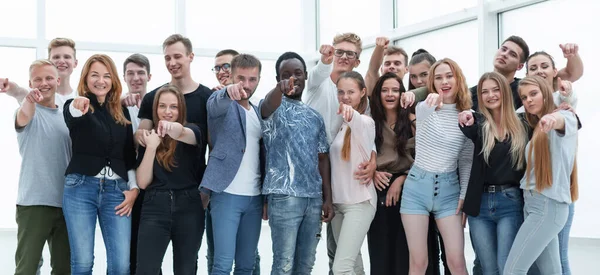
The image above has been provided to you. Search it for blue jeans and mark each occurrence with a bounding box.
[268,194,322,275]
[468,187,523,275]
[136,188,205,274]
[504,190,568,275]
[210,192,263,275]
[62,174,131,275]
[207,206,261,275]
[558,203,574,275]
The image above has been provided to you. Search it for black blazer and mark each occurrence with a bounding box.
[63,95,136,181]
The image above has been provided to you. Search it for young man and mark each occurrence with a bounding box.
[365,36,409,95]
[136,34,212,271]
[122,53,152,275]
[212,49,239,90]
[302,32,373,275]
[261,51,332,275]
[1,38,78,108]
[200,54,264,274]
[12,60,71,275]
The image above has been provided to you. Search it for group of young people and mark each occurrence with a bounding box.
[0,31,582,275]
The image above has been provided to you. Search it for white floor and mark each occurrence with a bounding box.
[1,222,598,274]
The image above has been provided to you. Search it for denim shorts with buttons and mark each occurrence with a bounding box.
[400,165,460,220]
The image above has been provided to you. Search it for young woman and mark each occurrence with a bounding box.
[458,72,528,275]
[330,71,377,274]
[63,54,138,274]
[408,49,437,90]
[408,49,450,275]
[367,72,419,275]
[504,75,578,275]
[135,85,205,274]
[400,58,473,275]
[526,51,578,275]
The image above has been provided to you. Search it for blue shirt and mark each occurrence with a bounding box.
[261,98,329,198]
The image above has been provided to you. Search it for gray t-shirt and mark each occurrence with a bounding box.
[16,104,71,207]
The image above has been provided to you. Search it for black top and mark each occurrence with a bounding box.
[136,124,203,190]
[63,95,136,180]
[459,112,530,217]
[138,83,212,178]
[471,77,522,111]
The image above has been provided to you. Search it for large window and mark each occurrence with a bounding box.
[186,0,305,53]
[396,0,476,27]
[0,0,36,38]
[502,0,598,239]
[319,0,380,46]
[46,0,175,45]
[396,20,479,87]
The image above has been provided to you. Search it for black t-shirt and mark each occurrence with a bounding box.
[136,124,203,190]
[470,77,522,111]
[483,137,524,186]
[138,83,212,177]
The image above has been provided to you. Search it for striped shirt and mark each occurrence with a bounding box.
[414,102,474,199]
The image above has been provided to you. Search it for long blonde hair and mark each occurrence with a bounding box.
[77,54,130,125]
[519,76,578,201]
[477,72,527,169]
[426,58,472,111]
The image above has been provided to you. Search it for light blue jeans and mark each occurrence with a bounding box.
[268,194,322,275]
[504,190,568,275]
[558,203,575,275]
[62,174,131,275]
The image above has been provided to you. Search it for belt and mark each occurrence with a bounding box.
[483,184,516,193]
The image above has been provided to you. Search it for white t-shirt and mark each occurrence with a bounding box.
[224,107,262,196]
[55,91,76,109]
[127,106,140,133]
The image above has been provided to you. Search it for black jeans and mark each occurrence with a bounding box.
[136,188,205,275]
[367,181,437,275]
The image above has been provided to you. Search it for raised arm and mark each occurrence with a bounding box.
[15,89,43,128]
[306,45,334,92]
[261,77,296,119]
[365,37,388,97]
[0,78,29,105]
[557,43,584,82]
[63,97,91,129]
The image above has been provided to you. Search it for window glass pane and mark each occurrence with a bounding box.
[396,0,476,27]
[46,0,175,45]
[319,0,380,46]
[355,47,375,77]
[502,0,598,239]
[0,0,36,38]
[396,21,479,87]
[186,0,304,53]
[0,47,37,228]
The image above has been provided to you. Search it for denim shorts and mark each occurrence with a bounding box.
[400,165,460,219]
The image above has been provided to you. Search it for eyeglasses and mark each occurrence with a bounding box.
[334,49,358,59]
[212,63,231,73]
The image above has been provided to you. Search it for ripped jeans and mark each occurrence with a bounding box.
[268,194,323,275]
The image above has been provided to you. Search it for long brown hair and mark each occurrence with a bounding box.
[337,71,367,161]
[477,72,527,169]
[77,54,130,125]
[152,85,187,171]
[519,76,578,201]
[426,58,472,111]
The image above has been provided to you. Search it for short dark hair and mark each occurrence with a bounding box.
[231,54,262,74]
[216,49,239,58]
[502,35,530,63]
[123,53,150,74]
[162,34,193,55]
[275,52,307,80]
[384,46,408,65]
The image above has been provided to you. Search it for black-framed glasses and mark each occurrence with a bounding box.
[334,49,358,59]
[212,63,231,73]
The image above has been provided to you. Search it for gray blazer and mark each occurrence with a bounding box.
[199,88,264,193]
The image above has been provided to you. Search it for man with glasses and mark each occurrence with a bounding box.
[211,49,239,90]
[302,32,375,275]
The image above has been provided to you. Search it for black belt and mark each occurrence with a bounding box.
[483,184,517,193]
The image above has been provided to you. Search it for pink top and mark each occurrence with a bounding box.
[330,110,377,208]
